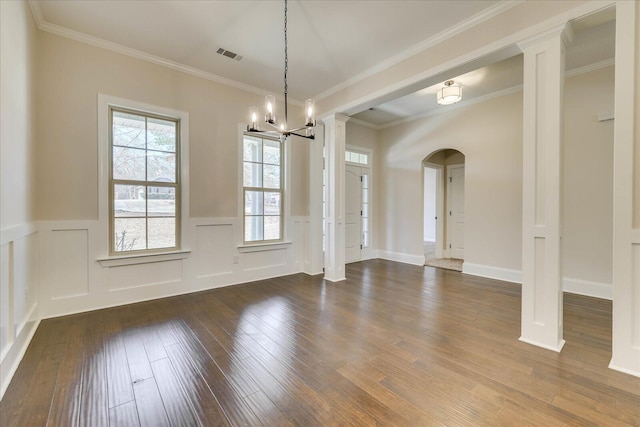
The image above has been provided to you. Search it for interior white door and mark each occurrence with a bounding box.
[345,165,362,263]
[447,164,465,259]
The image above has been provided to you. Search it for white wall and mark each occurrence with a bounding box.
[378,91,524,270]
[374,66,616,297]
[563,66,614,296]
[34,31,312,319]
[0,0,40,399]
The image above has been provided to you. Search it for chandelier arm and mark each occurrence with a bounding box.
[265,121,282,131]
[286,126,309,133]
[290,132,315,140]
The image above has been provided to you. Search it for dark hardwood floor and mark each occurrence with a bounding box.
[1,259,639,426]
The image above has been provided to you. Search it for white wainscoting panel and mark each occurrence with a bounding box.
[243,249,287,272]
[0,224,40,400]
[12,233,38,336]
[0,243,11,360]
[108,259,183,291]
[50,229,89,300]
[195,224,234,278]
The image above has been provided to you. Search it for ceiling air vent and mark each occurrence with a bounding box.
[216,48,242,61]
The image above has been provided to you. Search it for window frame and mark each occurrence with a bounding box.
[241,133,285,244]
[98,94,190,265]
[108,106,181,256]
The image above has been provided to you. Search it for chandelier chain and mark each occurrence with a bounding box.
[284,0,288,125]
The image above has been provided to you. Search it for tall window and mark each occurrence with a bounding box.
[243,134,283,242]
[110,108,180,254]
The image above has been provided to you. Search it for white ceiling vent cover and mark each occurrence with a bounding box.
[216,48,243,61]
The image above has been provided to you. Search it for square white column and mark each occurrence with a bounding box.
[519,24,573,352]
[306,124,324,276]
[610,0,640,377]
[322,114,349,282]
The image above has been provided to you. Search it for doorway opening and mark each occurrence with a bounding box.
[345,146,372,264]
[423,149,465,271]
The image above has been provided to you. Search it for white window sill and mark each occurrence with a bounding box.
[237,241,292,253]
[97,250,191,267]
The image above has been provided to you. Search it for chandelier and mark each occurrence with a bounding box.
[437,80,462,105]
[246,0,316,140]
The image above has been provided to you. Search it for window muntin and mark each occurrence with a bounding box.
[243,134,283,243]
[345,149,369,166]
[110,108,180,254]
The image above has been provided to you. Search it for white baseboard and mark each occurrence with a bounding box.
[0,315,40,400]
[519,336,566,353]
[462,263,612,300]
[377,250,424,266]
[462,262,522,283]
[563,277,612,300]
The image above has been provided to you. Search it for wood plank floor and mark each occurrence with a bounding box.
[1,259,639,426]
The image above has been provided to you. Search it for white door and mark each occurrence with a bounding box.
[345,165,362,263]
[447,164,465,259]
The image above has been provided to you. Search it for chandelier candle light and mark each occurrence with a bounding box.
[247,0,316,140]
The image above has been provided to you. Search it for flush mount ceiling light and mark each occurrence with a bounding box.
[437,80,462,105]
[246,0,315,140]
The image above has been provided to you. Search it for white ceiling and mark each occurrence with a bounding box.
[32,0,504,101]
[353,16,616,127]
[31,1,615,128]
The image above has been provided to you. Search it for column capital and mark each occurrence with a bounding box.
[319,113,350,126]
[518,22,574,51]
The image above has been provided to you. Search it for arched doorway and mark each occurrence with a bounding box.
[423,149,465,271]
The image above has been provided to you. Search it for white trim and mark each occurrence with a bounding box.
[314,1,525,101]
[237,241,292,253]
[318,1,615,120]
[0,317,40,400]
[462,262,613,301]
[26,1,303,105]
[462,262,523,284]
[423,162,445,259]
[0,222,37,246]
[97,94,190,261]
[563,277,612,300]
[346,117,378,130]
[97,250,191,267]
[608,363,640,378]
[565,57,615,78]
[336,58,615,130]
[519,336,566,353]
[377,250,424,266]
[379,85,524,130]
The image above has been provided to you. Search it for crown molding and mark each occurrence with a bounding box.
[26,1,303,106]
[379,84,524,130]
[313,0,525,102]
[565,57,614,78]
[518,22,574,50]
[347,55,614,130]
[347,117,379,130]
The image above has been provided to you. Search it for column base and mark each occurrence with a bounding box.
[519,336,566,353]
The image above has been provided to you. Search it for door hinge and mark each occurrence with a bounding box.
[449,243,452,249]
[360,244,363,249]
[360,176,363,182]
[449,177,453,183]
[361,210,363,216]
[449,210,452,216]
